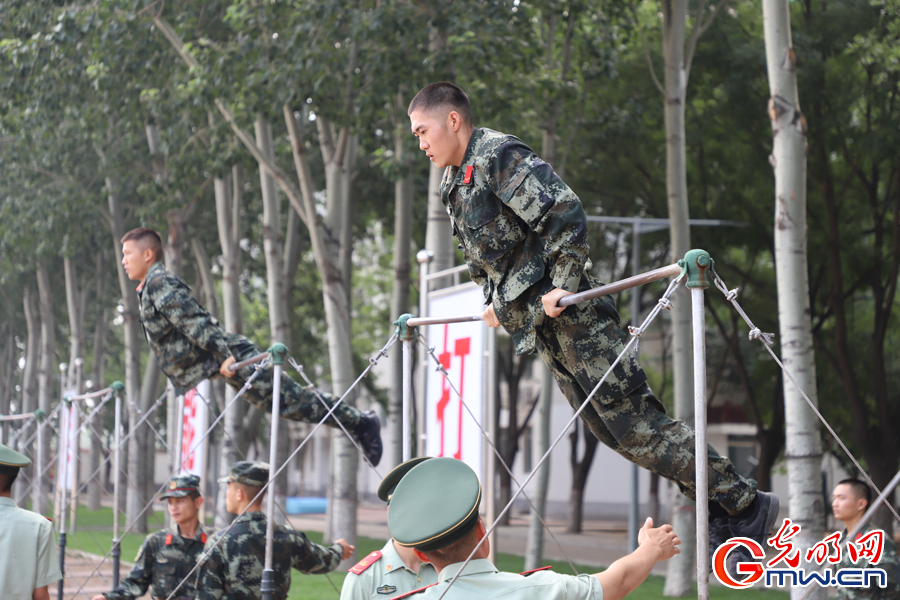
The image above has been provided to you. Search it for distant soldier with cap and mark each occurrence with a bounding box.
[387,457,681,600]
[0,442,62,600]
[341,458,439,600]
[195,460,355,600]
[91,474,210,600]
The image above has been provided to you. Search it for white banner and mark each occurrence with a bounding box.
[425,285,485,481]
[64,391,79,490]
[180,379,209,477]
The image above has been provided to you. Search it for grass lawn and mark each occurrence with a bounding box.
[58,505,789,600]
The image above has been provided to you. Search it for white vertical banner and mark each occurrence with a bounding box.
[180,379,209,477]
[425,284,485,481]
[64,392,79,490]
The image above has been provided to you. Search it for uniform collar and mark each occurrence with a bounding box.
[443,128,485,199]
[0,496,17,507]
[169,520,208,543]
[136,261,166,293]
[383,539,434,575]
[437,558,497,583]
[236,510,266,524]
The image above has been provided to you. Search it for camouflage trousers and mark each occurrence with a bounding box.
[534,292,756,515]
[215,334,363,430]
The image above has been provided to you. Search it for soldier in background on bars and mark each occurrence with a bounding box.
[195,461,354,600]
[119,226,383,467]
[92,474,210,600]
[407,81,779,568]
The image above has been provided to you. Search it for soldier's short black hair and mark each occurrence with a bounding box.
[837,478,872,507]
[408,82,474,126]
[121,227,163,262]
[0,465,20,494]
[420,523,479,564]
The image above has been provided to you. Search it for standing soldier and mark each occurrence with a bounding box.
[407,82,779,563]
[341,458,438,600]
[119,227,383,466]
[92,474,210,600]
[0,443,62,600]
[831,478,900,599]
[195,461,355,600]
[386,457,681,600]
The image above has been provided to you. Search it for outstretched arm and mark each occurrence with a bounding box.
[593,518,681,600]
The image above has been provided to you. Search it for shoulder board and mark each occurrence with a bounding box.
[165,534,174,546]
[347,550,382,575]
[519,566,553,577]
[390,582,438,600]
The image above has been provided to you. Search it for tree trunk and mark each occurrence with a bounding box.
[566,421,598,534]
[524,364,553,570]
[762,4,823,598]
[35,261,55,516]
[106,177,145,531]
[660,0,696,593]
[387,96,413,470]
[88,255,108,510]
[256,115,292,525]
[22,286,39,507]
[215,165,251,526]
[63,257,84,391]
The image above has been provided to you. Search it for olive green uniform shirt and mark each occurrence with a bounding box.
[103,522,210,600]
[340,539,438,600]
[837,521,900,600]
[0,497,62,600]
[404,559,603,600]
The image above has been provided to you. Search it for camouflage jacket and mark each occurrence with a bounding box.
[837,521,900,600]
[441,128,591,355]
[137,261,233,395]
[195,511,343,600]
[103,522,210,600]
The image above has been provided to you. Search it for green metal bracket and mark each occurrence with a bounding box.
[394,313,417,341]
[34,409,46,422]
[267,343,289,366]
[678,249,716,290]
[111,381,125,397]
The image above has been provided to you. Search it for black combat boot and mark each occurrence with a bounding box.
[354,410,383,467]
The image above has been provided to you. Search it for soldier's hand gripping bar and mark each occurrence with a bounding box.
[228,352,271,373]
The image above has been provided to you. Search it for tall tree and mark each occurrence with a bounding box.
[763,4,823,596]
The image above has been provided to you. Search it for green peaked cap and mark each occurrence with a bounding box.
[0,443,32,468]
[377,456,432,504]
[388,457,481,552]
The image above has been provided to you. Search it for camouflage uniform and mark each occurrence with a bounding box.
[102,523,210,600]
[837,522,900,600]
[137,261,361,428]
[442,128,755,513]
[195,511,343,600]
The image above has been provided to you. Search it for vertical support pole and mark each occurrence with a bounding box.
[484,325,498,566]
[416,250,433,457]
[70,358,84,534]
[56,397,69,600]
[628,220,641,553]
[36,414,44,517]
[111,381,123,589]
[680,248,714,600]
[402,338,414,462]
[261,343,288,600]
[691,287,709,600]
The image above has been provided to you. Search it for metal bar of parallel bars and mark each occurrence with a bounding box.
[407,263,684,329]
